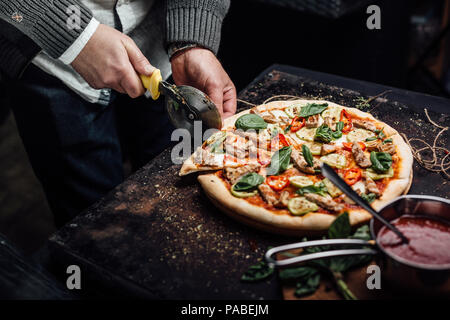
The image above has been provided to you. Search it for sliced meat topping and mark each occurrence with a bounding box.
[321,144,337,155]
[378,142,396,155]
[323,116,336,131]
[364,139,380,151]
[304,193,344,212]
[224,135,257,159]
[352,119,377,132]
[224,163,261,184]
[291,148,320,174]
[352,142,372,168]
[234,130,258,144]
[363,175,381,196]
[275,190,290,208]
[258,183,279,206]
[234,130,270,150]
[306,114,320,128]
[193,148,223,166]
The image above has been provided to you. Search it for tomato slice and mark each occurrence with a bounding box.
[340,109,353,133]
[266,175,290,191]
[290,116,306,132]
[342,142,365,151]
[343,168,362,185]
[342,142,353,151]
[271,133,290,150]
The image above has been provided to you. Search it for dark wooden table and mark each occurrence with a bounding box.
[45,65,450,299]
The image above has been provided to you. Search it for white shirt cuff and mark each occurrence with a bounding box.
[58,18,100,65]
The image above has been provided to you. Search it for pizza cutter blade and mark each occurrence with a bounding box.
[140,70,222,136]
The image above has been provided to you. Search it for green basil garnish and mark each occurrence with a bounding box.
[267,146,292,176]
[361,193,376,204]
[365,136,378,142]
[314,124,333,143]
[296,182,328,197]
[235,114,268,131]
[370,151,392,173]
[328,212,352,239]
[299,103,328,118]
[383,138,393,144]
[302,144,314,167]
[335,121,344,132]
[233,172,265,191]
[331,121,344,139]
[241,261,274,282]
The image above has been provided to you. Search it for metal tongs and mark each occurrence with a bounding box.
[140,70,222,135]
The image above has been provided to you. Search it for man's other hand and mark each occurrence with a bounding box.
[71,24,154,98]
[171,48,237,119]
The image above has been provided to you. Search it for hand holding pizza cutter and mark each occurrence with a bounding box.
[140,70,222,135]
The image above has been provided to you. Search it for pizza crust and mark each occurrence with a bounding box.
[182,99,414,236]
[199,174,374,236]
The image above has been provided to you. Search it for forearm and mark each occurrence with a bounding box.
[0,0,94,60]
[166,0,230,55]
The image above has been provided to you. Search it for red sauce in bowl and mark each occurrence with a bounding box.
[378,215,450,266]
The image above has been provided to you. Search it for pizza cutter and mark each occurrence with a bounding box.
[140,69,222,135]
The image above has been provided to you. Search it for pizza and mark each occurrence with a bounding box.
[180,99,413,236]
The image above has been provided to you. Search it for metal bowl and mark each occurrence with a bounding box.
[266,195,450,296]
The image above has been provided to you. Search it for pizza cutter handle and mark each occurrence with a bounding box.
[265,239,377,268]
[140,69,162,100]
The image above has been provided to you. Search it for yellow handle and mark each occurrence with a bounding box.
[140,69,162,100]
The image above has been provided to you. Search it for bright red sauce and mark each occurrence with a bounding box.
[378,215,450,266]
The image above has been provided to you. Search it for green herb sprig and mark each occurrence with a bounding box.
[266,146,292,176]
[241,213,372,300]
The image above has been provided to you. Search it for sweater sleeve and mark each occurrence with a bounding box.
[0,0,94,60]
[166,0,230,55]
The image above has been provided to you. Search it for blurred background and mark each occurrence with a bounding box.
[0,0,449,256]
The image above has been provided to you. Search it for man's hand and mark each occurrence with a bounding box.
[71,24,154,98]
[171,48,237,119]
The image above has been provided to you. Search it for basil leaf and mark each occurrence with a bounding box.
[332,131,342,139]
[302,144,314,167]
[365,136,378,142]
[284,125,292,133]
[267,146,292,176]
[295,273,321,297]
[235,114,268,131]
[328,212,351,239]
[351,225,371,241]
[296,183,327,197]
[299,103,328,118]
[241,261,274,282]
[233,172,265,191]
[314,124,333,143]
[331,121,344,139]
[360,192,376,204]
[335,121,344,132]
[370,151,392,173]
[383,138,393,144]
[279,266,318,281]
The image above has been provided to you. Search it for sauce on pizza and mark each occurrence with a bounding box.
[192,101,402,218]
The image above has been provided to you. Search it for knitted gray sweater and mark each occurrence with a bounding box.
[0,0,230,59]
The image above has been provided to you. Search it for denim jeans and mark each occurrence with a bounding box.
[8,65,174,227]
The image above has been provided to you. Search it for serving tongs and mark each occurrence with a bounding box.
[140,69,222,135]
